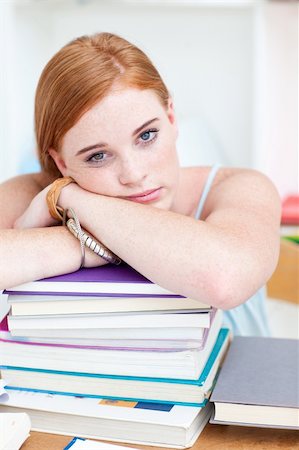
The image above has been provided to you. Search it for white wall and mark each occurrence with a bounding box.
[253,1,298,198]
[0,0,254,182]
[1,0,297,199]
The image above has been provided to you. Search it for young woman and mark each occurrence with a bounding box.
[0,32,281,335]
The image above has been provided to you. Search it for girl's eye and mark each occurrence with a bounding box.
[86,152,106,163]
[138,129,158,146]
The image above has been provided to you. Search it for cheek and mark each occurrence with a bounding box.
[157,142,179,174]
[72,169,118,196]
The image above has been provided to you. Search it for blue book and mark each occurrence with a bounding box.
[0,328,230,406]
[1,329,230,407]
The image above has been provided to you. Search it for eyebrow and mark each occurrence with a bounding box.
[75,117,159,156]
[133,118,159,136]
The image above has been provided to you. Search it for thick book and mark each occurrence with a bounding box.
[1,315,207,351]
[0,390,212,448]
[7,322,207,342]
[2,333,207,351]
[210,336,299,429]
[6,263,199,297]
[0,329,230,407]
[5,307,214,342]
[7,293,210,317]
[0,311,223,380]
[7,309,212,332]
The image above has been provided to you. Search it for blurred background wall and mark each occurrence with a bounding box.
[0,0,297,198]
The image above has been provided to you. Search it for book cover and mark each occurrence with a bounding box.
[0,329,230,407]
[210,336,299,429]
[5,263,181,296]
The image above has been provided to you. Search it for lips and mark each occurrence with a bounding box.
[123,188,162,204]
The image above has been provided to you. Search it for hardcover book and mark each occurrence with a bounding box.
[7,309,212,332]
[0,390,212,448]
[1,310,216,350]
[0,329,230,407]
[210,336,299,429]
[0,310,207,351]
[5,263,192,297]
[0,310,223,380]
[7,292,210,317]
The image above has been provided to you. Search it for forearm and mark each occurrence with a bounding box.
[59,186,264,308]
[0,227,83,290]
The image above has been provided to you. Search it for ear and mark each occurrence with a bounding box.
[167,97,178,139]
[48,149,68,176]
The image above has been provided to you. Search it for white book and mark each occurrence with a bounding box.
[0,311,223,380]
[8,326,205,341]
[7,310,211,330]
[0,412,31,450]
[1,335,206,351]
[1,329,229,405]
[0,390,212,448]
[8,294,209,317]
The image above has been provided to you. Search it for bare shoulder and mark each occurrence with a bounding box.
[0,172,55,229]
[175,166,212,215]
[176,166,239,215]
[202,167,281,230]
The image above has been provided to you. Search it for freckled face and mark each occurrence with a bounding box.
[51,88,180,211]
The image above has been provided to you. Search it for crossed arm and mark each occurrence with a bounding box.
[0,169,281,309]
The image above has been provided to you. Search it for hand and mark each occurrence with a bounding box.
[13,184,59,229]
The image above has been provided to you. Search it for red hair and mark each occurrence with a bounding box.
[35,32,170,177]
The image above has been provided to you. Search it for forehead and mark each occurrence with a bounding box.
[63,88,166,145]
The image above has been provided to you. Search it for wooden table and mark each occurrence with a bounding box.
[21,424,299,450]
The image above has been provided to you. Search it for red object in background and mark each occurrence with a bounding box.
[281,195,299,225]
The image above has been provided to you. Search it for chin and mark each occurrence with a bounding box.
[153,196,173,211]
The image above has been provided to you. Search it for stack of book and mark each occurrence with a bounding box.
[0,263,230,447]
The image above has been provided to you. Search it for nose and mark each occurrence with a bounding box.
[118,154,147,186]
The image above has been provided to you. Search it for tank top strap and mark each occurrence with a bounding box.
[195,164,221,220]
